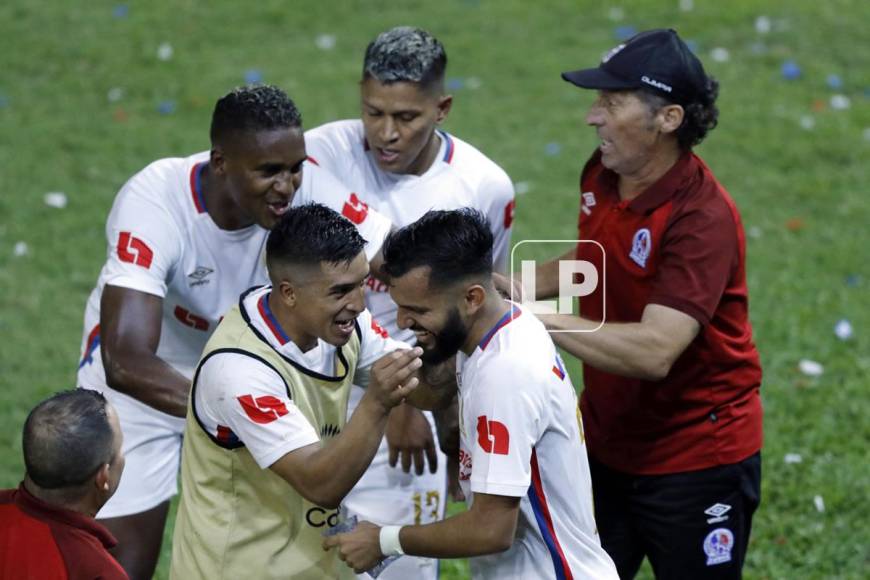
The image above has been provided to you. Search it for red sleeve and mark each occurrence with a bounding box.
[647,199,738,326]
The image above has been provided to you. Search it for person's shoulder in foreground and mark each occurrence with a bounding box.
[0,389,128,579]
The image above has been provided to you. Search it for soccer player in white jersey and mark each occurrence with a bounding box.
[171,204,423,579]
[305,27,515,578]
[324,209,618,580]
[75,85,391,579]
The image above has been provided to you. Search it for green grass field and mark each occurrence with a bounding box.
[1,1,868,578]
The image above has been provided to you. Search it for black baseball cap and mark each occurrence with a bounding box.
[562,29,707,106]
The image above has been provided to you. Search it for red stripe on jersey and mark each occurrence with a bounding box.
[478,306,522,351]
[189,162,206,213]
[257,293,290,345]
[441,131,455,163]
[529,449,574,579]
[306,155,319,166]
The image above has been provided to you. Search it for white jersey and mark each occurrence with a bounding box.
[76,151,392,395]
[456,305,618,580]
[305,119,515,343]
[194,286,407,468]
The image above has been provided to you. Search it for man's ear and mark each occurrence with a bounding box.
[659,104,685,135]
[435,94,453,124]
[277,278,298,309]
[94,463,111,492]
[463,284,486,316]
[210,146,226,176]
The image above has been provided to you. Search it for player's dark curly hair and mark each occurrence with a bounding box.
[266,203,366,276]
[23,389,115,490]
[638,76,720,149]
[382,208,493,288]
[210,85,302,144]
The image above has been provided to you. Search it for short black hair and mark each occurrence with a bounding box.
[637,76,720,149]
[266,203,367,277]
[23,389,115,490]
[362,27,447,92]
[382,208,493,288]
[210,85,302,145]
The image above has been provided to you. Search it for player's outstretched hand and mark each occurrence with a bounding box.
[322,520,383,574]
[386,404,438,475]
[368,347,423,411]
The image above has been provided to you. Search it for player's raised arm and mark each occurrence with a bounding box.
[269,347,422,507]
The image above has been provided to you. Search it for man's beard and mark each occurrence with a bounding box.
[419,308,468,365]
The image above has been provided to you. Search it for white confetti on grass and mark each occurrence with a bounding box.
[156,42,173,61]
[830,94,851,110]
[107,87,124,103]
[799,115,815,130]
[44,192,68,208]
[514,181,531,195]
[13,241,29,257]
[784,453,803,464]
[834,319,853,341]
[679,0,694,12]
[607,7,624,21]
[813,495,825,513]
[315,34,336,50]
[710,47,730,63]
[755,16,771,34]
[798,359,824,377]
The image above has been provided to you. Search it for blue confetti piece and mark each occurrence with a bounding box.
[157,100,176,115]
[845,274,860,287]
[614,26,637,41]
[244,69,263,84]
[112,4,129,18]
[0,94,9,109]
[446,77,464,90]
[781,60,801,80]
[826,74,842,90]
[544,142,562,156]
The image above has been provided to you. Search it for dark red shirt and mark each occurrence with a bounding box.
[576,150,762,475]
[0,483,127,579]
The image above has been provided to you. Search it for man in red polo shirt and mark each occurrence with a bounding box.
[0,389,128,579]
[522,29,762,578]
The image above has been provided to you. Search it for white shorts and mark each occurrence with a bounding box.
[83,386,186,519]
[344,386,446,580]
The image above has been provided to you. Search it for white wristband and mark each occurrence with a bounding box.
[379,525,405,556]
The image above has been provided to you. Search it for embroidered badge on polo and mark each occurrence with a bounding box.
[629,228,651,268]
[581,191,596,216]
[703,528,734,566]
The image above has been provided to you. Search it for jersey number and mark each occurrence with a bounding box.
[117,232,153,268]
[342,193,369,224]
[238,394,289,424]
[477,415,510,455]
